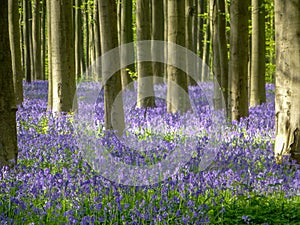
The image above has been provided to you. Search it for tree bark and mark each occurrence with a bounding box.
[120,0,134,88]
[99,0,125,135]
[50,0,76,112]
[229,0,249,121]
[32,0,42,80]
[249,0,266,107]
[75,0,85,80]
[136,0,155,108]
[274,0,300,164]
[9,0,24,105]
[167,0,190,114]
[41,0,46,80]
[23,0,31,83]
[211,0,222,110]
[218,0,229,112]
[152,0,164,84]
[0,0,18,166]
[47,0,53,111]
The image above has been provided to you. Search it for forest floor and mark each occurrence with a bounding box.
[0,81,300,224]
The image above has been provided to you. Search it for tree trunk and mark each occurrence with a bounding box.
[201,1,210,82]
[50,0,76,112]
[229,0,249,121]
[211,0,222,110]
[152,0,164,84]
[99,0,125,135]
[120,0,134,88]
[249,0,266,107]
[167,0,190,114]
[186,0,197,86]
[93,0,101,82]
[23,0,31,83]
[75,0,85,80]
[218,0,229,112]
[85,2,90,77]
[47,0,52,111]
[32,0,42,80]
[274,0,300,164]
[198,0,206,60]
[0,0,18,166]
[136,0,155,108]
[8,0,24,105]
[41,0,46,80]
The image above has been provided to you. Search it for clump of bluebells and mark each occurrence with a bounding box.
[0,81,300,224]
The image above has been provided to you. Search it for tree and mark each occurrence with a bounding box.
[229,0,249,121]
[74,0,85,80]
[98,0,125,135]
[151,0,164,84]
[274,0,300,164]
[23,0,31,83]
[41,0,46,80]
[136,0,155,108]
[49,0,76,112]
[211,0,222,109]
[32,0,42,80]
[8,0,24,105]
[120,0,134,88]
[186,0,197,86]
[167,0,190,113]
[0,0,18,166]
[217,0,229,111]
[249,0,266,107]
[47,0,53,111]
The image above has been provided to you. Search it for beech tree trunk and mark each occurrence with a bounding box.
[8,0,24,105]
[23,0,31,83]
[274,0,300,164]
[32,0,42,80]
[0,0,18,166]
[249,0,266,107]
[152,0,164,84]
[229,0,249,121]
[99,0,125,135]
[136,0,155,108]
[50,0,76,112]
[167,0,190,113]
[75,0,85,80]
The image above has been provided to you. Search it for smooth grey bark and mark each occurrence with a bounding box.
[75,0,85,80]
[274,0,300,164]
[47,0,52,111]
[50,0,76,112]
[229,0,249,121]
[99,0,125,135]
[186,0,197,86]
[8,0,24,105]
[167,0,190,113]
[152,0,164,84]
[249,0,266,107]
[211,0,222,110]
[23,0,31,82]
[136,0,155,108]
[41,0,46,80]
[218,0,229,112]
[120,0,134,88]
[0,0,18,166]
[93,0,101,81]
[32,0,42,80]
[201,3,210,82]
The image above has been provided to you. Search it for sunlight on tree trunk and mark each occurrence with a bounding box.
[229,0,249,121]
[274,0,300,164]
